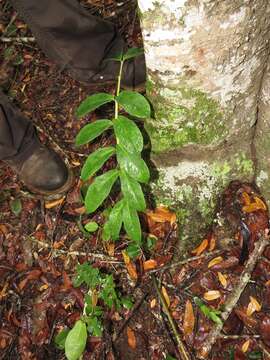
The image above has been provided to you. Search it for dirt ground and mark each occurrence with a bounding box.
[1,1,270,360]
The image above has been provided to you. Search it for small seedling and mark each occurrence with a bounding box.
[194,297,223,325]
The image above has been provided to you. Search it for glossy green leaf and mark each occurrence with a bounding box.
[84,221,99,232]
[123,200,141,243]
[126,243,141,258]
[65,320,87,360]
[107,199,124,241]
[81,146,115,181]
[116,91,151,118]
[120,170,146,211]
[102,222,111,242]
[10,198,22,216]
[85,169,119,213]
[54,328,70,350]
[75,119,112,146]
[113,115,143,153]
[116,145,150,183]
[76,93,114,118]
[123,47,144,61]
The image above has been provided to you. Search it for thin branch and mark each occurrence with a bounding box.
[1,36,35,43]
[197,232,270,359]
[152,276,191,360]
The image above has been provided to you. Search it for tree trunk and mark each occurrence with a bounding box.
[138,0,270,248]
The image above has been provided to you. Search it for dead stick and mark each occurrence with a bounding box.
[152,276,191,360]
[197,233,270,359]
[1,36,35,43]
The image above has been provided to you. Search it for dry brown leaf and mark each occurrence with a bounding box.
[0,224,8,235]
[191,239,208,256]
[127,327,136,349]
[143,259,158,271]
[217,272,227,288]
[122,251,138,281]
[208,256,223,268]
[105,242,115,257]
[209,235,216,251]
[39,284,49,291]
[74,206,86,215]
[183,300,195,336]
[146,206,176,225]
[150,298,157,308]
[161,286,170,307]
[203,290,221,301]
[71,161,81,166]
[45,197,65,209]
[246,296,262,316]
[265,279,270,286]
[241,339,250,353]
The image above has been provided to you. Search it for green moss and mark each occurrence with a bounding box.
[146,87,227,153]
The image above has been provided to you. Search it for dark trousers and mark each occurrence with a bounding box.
[0,0,124,162]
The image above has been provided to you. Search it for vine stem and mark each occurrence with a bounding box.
[115,59,124,119]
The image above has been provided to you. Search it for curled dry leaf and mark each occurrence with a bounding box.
[143,259,158,271]
[242,191,251,206]
[209,235,216,251]
[161,286,170,307]
[241,339,250,353]
[246,296,262,317]
[183,300,195,337]
[208,256,223,268]
[242,196,267,213]
[203,290,221,301]
[122,251,138,281]
[146,206,176,225]
[127,327,136,349]
[45,197,65,209]
[191,239,208,256]
[217,272,227,288]
[254,196,267,210]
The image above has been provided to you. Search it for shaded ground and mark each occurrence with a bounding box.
[1,1,270,360]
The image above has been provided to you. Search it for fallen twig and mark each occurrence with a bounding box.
[1,36,35,43]
[152,276,191,360]
[197,232,270,359]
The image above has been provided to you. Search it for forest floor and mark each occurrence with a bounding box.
[1,1,270,359]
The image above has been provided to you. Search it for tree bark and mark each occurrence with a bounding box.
[138,0,270,248]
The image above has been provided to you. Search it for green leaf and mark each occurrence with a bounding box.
[87,316,103,337]
[126,243,141,258]
[102,222,111,242]
[116,91,151,118]
[107,199,124,241]
[85,169,119,213]
[76,93,114,118]
[194,297,223,325]
[123,200,141,243]
[116,145,150,183]
[113,115,143,153]
[146,235,157,250]
[10,198,22,216]
[84,221,99,233]
[121,296,133,309]
[165,355,177,360]
[248,351,263,359]
[75,119,112,146]
[65,320,87,360]
[123,47,144,61]
[81,146,115,181]
[105,51,123,62]
[120,170,146,211]
[54,328,70,350]
[73,263,100,288]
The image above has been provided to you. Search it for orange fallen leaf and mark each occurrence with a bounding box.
[208,256,223,268]
[183,300,195,336]
[74,206,86,215]
[191,239,208,256]
[203,290,221,301]
[241,339,250,353]
[0,224,8,235]
[242,192,251,206]
[127,327,136,349]
[246,296,262,316]
[254,196,267,210]
[217,272,227,288]
[209,235,216,251]
[161,286,170,307]
[39,284,49,291]
[122,251,138,281]
[143,259,158,271]
[45,197,65,209]
[242,202,260,213]
[146,206,176,225]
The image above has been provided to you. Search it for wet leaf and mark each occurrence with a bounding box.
[107,199,124,241]
[120,170,146,211]
[183,300,195,336]
[161,286,170,307]
[143,259,158,271]
[81,146,115,181]
[127,327,136,349]
[116,91,151,118]
[191,239,208,256]
[217,272,228,288]
[75,119,113,146]
[76,93,114,118]
[203,290,221,301]
[208,256,223,268]
[113,115,143,153]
